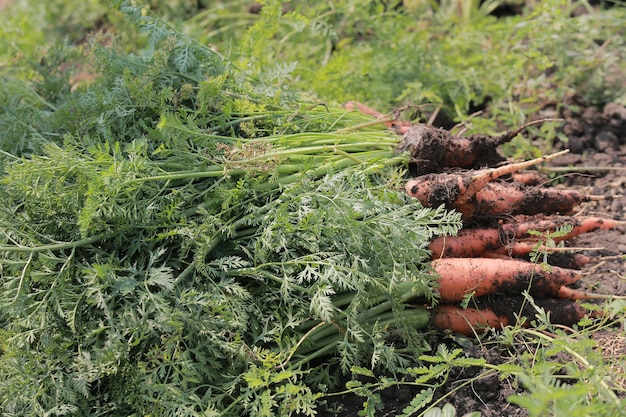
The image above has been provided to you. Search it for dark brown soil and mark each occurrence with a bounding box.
[317,100,626,417]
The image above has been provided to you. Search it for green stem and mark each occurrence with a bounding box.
[0,234,104,253]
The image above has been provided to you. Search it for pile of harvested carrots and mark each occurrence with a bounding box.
[398,120,625,335]
[349,101,624,336]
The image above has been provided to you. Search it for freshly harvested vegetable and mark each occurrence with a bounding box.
[429,216,622,258]
[511,170,547,186]
[405,150,572,219]
[464,181,601,218]
[556,286,625,300]
[432,257,582,302]
[431,296,594,336]
[398,118,561,175]
[431,304,510,335]
[488,246,593,269]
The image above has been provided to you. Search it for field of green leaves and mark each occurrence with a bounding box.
[1,1,625,416]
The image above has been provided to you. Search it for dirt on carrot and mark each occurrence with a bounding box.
[398,119,561,176]
[432,257,582,302]
[431,295,596,336]
[429,215,622,258]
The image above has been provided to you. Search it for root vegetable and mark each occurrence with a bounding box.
[511,170,547,186]
[556,286,625,300]
[429,216,621,259]
[432,257,582,302]
[497,247,592,269]
[544,253,592,270]
[405,151,572,219]
[481,250,591,270]
[430,228,504,258]
[431,296,594,336]
[466,182,598,218]
[431,304,510,335]
[398,119,562,175]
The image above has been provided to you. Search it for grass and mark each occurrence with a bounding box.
[0,0,625,416]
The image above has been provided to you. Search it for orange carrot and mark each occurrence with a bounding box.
[555,286,621,300]
[429,216,621,259]
[466,182,598,218]
[431,296,594,335]
[431,304,509,335]
[556,217,624,241]
[429,228,503,258]
[491,246,593,270]
[432,257,582,302]
[405,151,571,218]
[511,170,547,186]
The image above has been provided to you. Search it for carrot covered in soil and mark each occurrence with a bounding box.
[405,150,580,219]
[432,257,582,302]
[398,119,562,175]
[429,216,622,258]
[463,181,601,218]
[431,296,594,336]
[510,170,547,186]
[431,304,510,335]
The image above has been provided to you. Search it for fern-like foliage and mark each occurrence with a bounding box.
[0,2,465,416]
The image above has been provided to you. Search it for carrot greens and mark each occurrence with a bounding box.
[0,2,463,415]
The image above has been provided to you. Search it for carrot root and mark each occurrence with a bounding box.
[399,119,563,175]
[433,257,582,302]
[556,286,626,300]
[431,304,509,335]
[429,215,621,259]
[432,296,596,336]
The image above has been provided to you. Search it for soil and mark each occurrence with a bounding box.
[317,100,626,417]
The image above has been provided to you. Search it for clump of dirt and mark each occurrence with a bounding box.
[548,100,626,296]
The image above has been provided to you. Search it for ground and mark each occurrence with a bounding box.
[317,99,626,417]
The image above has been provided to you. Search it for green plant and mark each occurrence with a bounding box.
[0,2,465,415]
[1,1,625,416]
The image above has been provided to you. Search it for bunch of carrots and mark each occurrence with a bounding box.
[350,102,624,336]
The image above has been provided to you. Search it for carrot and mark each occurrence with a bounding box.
[465,182,601,218]
[430,304,509,335]
[405,151,570,218]
[556,217,625,241]
[501,215,623,242]
[431,296,594,336]
[429,228,503,258]
[510,170,547,186]
[546,253,593,270]
[432,257,582,302]
[398,118,562,175]
[429,216,621,259]
[491,246,593,270]
[556,286,608,300]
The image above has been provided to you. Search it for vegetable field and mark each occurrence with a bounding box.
[0,1,625,416]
